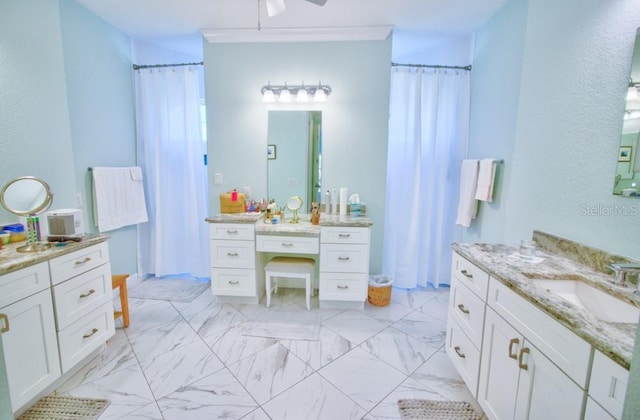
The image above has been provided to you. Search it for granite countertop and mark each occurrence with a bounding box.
[206,212,373,228]
[0,234,110,276]
[453,242,639,370]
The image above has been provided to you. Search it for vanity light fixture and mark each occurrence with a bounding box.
[261,81,331,103]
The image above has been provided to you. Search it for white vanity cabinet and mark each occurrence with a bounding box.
[210,223,261,301]
[319,226,370,305]
[0,263,60,412]
[49,242,114,373]
[584,350,629,419]
[445,253,489,397]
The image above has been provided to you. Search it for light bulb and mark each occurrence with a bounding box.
[314,88,327,102]
[262,89,275,102]
[296,88,309,102]
[627,86,638,101]
[279,88,291,102]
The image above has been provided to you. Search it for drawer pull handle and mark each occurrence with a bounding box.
[281,242,294,247]
[518,347,530,370]
[227,230,238,234]
[83,328,99,339]
[457,304,470,314]
[338,233,351,238]
[337,285,349,289]
[228,280,240,285]
[0,314,9,333]
[75,257,92,266]
[460,269,473,278]
[338,256,350,261]
[508,338,519,359]
[79,289,96,298]
[454,346,466,359]
[227,252,239,257]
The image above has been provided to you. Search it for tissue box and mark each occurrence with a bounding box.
[220,190,245,213]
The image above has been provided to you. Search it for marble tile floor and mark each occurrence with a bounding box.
[53,285,483,419]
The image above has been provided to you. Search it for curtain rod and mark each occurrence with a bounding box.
[391,62,472,71]
[132,61,204,71]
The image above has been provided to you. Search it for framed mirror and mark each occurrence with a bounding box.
[0,176,53,216]
[614,27,640,197]
[267,111,322,209]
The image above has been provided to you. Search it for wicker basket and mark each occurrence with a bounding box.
[368,275,393,306]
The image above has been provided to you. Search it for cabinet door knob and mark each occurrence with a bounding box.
[0,314,9,333]
[83,328,99,339]
[454,346,466,358]
[508,338,519,359]
[457,304,470,314]
[460,269,473,278]
[79,289,96,298]
[518,347,530,370]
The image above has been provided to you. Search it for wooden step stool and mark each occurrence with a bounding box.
[112,274,130,328]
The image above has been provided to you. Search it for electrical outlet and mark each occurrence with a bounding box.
[76,193,83,208]
[214,173,223,185]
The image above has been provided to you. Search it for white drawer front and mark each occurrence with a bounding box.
[451,253,489,300]
[445,319,480,397]
[449,277,486,349]
[58,301,115,373]
[589,350,628,419]
[211,268,256,297]
[320,244,369,273]
[0,262,50,308]
[256,235,319,254]
[487,278,591,387]
[321,227,370,245]
[209,223,255,241]
[211,240,255,269]
[52,263,112,330]
[319,272,367,301]
[49,242,110,285]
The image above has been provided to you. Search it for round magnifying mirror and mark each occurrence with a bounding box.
[286,196,303,224]
[0,176,53,216]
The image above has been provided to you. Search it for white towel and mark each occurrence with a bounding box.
[475,159,497,202]
[456,159,479,227]
[92,166,148,232]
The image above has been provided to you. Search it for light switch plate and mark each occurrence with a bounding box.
[214,173,223,185]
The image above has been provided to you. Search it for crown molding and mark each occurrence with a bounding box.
[201,25,393,43]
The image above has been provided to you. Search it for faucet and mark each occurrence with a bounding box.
[608,263,640,287]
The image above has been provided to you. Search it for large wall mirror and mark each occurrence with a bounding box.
[267,111,322,210]
[614,27,640,197]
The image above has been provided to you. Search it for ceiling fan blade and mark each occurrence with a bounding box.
[305,0,327,5]
[266,0,287,17]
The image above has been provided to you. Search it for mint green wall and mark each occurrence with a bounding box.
[0,0,137,275]
[204,38,392,274]
[59,0,138,275]
[464,0,640,263]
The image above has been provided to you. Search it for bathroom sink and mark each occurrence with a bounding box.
[531,279,640,324]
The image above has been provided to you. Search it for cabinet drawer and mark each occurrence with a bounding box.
[445,319,481,396]
[320,244,369,273]
[488,278,591,387]
[0,262,50,308]
[49,242,110,286]
[449,277,486,348]
[57,301,115,373]
[321,227,370,244]
[211,240,255,269]
[256,235,319,254]
[319,272,367,301]
[589,350,628,419]
[209,223,255,241]
[211,268,256,297]
[52,263,112,330]
[451,253,489,300]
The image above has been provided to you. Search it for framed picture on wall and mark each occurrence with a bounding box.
[267,144,277,160]
[619,146,632,162]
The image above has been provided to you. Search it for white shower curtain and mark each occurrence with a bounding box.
[134,66,209,279]
[383,67,470,289]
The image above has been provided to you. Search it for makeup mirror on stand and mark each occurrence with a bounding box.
[0,176,54,252]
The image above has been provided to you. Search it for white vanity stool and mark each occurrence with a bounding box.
[265,257,315,310]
